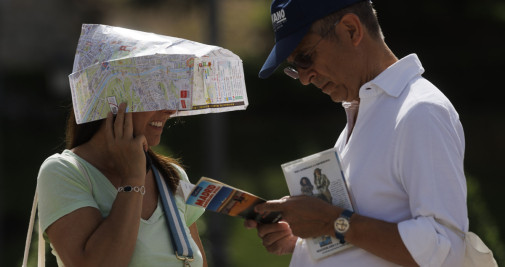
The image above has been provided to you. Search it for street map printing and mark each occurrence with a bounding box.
[69,24,248,124]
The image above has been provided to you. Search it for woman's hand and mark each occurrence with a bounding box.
[46,103,149,267]
[105,102,148,184]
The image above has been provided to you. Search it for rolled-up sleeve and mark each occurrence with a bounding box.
[395,100,467,266]
[398,217,453,266]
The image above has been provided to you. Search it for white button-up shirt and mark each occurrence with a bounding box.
[290,54,467,267]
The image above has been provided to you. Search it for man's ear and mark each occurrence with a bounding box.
[339,13,363,46]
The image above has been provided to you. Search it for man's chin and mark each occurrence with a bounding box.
[328,93,345,103]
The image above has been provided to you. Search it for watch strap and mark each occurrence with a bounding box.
[334,209,354,244]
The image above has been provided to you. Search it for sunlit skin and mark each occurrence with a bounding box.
[132,109,176,147]
[71,104,178,184]
[287,14,397,104]
[45,103,208,267]
[287,32,363,103]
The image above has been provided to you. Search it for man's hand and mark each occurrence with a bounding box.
[255,195,342,238]
[244,219,297,255]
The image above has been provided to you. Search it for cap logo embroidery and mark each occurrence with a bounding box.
[271,9,286,32]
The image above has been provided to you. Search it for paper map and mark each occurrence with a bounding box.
[69,24,248,124]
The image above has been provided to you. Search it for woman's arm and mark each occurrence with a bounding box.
[46,104,148,267]
[46,191,144,267]
[189,223,207,267]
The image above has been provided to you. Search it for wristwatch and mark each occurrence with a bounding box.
[334,209,354,244]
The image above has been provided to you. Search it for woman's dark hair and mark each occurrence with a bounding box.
[65,106,181,192]
[300,177,312,186]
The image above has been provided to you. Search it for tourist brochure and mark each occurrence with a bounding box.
[69,24,248,124]
[281,147,355,261]
[185,177,282,224]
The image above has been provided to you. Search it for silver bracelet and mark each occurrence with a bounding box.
[118,185,146,195]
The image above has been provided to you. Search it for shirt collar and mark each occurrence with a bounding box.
[360,54,425,98]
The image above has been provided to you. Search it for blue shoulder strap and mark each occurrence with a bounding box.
[152,164,194,263]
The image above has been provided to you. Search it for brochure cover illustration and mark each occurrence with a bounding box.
[281,147,355,261]
[185,177,282,224]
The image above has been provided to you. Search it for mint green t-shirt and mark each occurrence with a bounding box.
[37,150,205,267]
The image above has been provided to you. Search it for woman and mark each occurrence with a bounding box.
[37,102,207,266]
[299,177,314,196]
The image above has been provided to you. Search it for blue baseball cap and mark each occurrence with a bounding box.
[259,0,365,79]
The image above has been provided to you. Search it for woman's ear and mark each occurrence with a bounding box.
[339,13,364,47]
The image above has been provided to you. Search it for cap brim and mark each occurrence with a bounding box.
[258,24,312,79]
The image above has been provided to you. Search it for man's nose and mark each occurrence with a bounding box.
[297,68,314,86]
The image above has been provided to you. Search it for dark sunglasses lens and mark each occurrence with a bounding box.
[294,54,312,69]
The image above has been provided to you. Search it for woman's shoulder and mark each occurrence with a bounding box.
[169,163,189,182]
[40,149,77,169]
[38,149,89,182]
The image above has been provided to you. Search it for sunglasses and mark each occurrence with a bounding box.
[284,20,340,79]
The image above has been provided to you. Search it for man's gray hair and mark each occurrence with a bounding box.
[312,1,384,41]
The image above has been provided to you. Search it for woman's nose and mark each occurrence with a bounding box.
[161,109,177,116]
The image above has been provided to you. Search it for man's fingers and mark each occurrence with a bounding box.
[244,219,258,229]
[257,221,289,238]
[259,222,297,255]
[260,223,292,246]
[265,240,291,255]
[255,197,289,213]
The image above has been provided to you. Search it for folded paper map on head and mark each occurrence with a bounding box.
[69,24,248,124]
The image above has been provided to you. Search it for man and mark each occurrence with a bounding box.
[245,0,468,266]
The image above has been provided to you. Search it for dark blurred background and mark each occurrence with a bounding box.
[1,0,504,266]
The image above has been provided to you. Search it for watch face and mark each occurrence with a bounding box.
[334,217,350,233]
